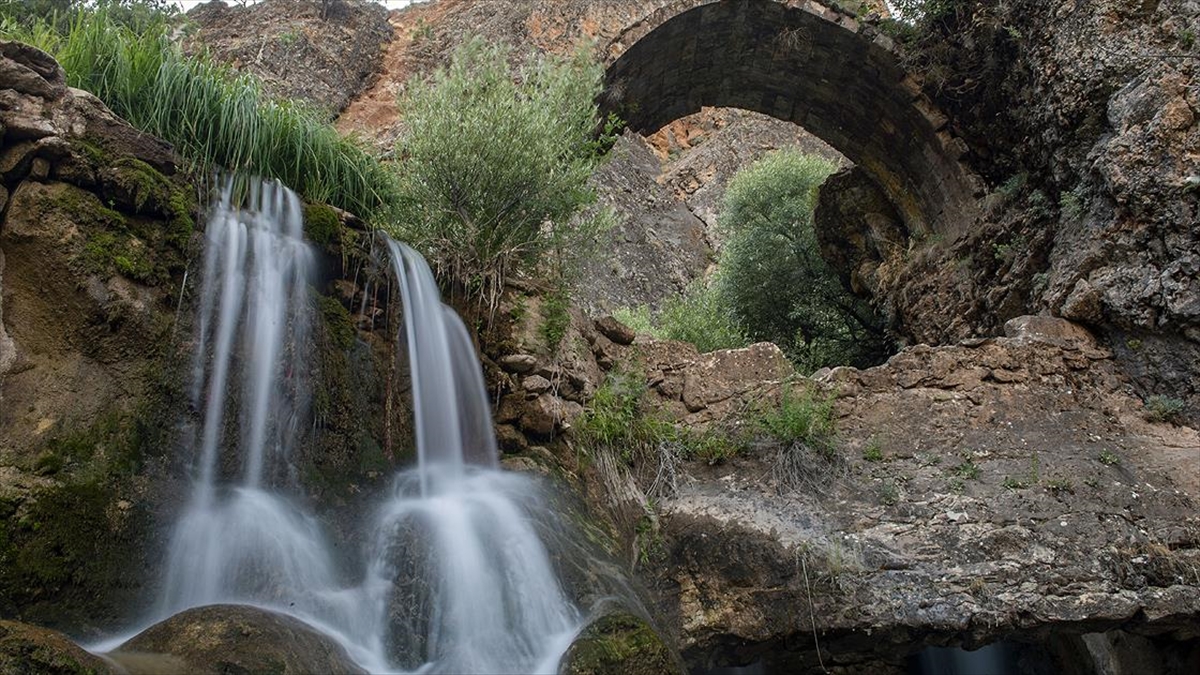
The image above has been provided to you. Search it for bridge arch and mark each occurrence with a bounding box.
[601,0,982,235]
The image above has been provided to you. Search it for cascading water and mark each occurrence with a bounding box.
[365,240,580,672]
[139,177,580,674]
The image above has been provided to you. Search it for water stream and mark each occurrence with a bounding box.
[126,178,581,673]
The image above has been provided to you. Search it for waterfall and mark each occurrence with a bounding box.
[145,178,580,674]
[372,240,580,672]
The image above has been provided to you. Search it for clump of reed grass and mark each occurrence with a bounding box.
[2,8,399,221]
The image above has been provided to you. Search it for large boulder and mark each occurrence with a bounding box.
[108,605,366,675]
[561,610,681,675]
[644,324,1200,671]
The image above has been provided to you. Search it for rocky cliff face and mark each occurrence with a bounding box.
[184,0,393,118]
[870,0,1200,419]
[0,40,193,632]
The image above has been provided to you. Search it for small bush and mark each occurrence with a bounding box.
[862,437,884,463]
[390,37,611,310]
[539,286,572,352]
[755,385,836,454]
[575,368,655,452]
[614,277,748,353]
[1144,395,1186,424]
[1059,190,1085,221]
[952,459,980,480]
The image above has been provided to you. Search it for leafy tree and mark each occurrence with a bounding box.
[717,149,892,372]
[390,37,613,311]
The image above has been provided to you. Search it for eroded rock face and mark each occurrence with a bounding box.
[109,604,367,675]
[185,0,393,118]
[575,132,713,314]
[879,0,1200,414]
[0,41,192,634]
[641,319,1200,671]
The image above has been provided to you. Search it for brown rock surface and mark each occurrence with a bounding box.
[0,41,190,635]
[109,604,366,675]
[0,619,115,675]
[185,0,392,118]
[631,322,1200,671]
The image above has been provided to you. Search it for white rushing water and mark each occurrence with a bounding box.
[144,178,579,673]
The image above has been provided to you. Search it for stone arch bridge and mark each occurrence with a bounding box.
[600,0,983,237]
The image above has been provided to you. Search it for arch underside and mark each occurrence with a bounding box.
[603,0,980,235]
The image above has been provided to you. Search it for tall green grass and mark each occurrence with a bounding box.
[1,9,398,220]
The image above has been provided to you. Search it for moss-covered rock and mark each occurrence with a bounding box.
[0,619,115,675]
[303,203,341,247]
[109,604,366,675]
[561,611,681,675]
[301,288,412,500]
[0,412,157,630]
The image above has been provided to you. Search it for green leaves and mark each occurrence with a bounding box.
[389,37,611,310]
[716,149,893,372]
[3,8,398,222]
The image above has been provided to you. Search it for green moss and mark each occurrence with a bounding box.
[112,157,171,214]
[17,411,149,502]
[316,295,355,351]
[302,290,407,498]
[166,188,197,248]
[82,230,156,283]
[0,356,185,628]
[303,203,341,247]
[562,613,679,675]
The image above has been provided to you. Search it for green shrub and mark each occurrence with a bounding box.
[862,437,884,462]
[1144,395,1186,424]
[612,305,655,337]
[755,384,836,456]
[390,37,611,309]
[539,286,572,352]
[614,277,748,353]
[3,8,398,221]
[716,148,892,372]
[575,368,667,462]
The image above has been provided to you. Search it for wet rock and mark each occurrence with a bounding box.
[561,611,682,675]
[522,374,552,396]
[519,394,583,437]
[0,619,115,675]
[495,423,529,454]
[111,604,367,675]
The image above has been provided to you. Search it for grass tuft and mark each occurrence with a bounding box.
[2,9,399,221]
